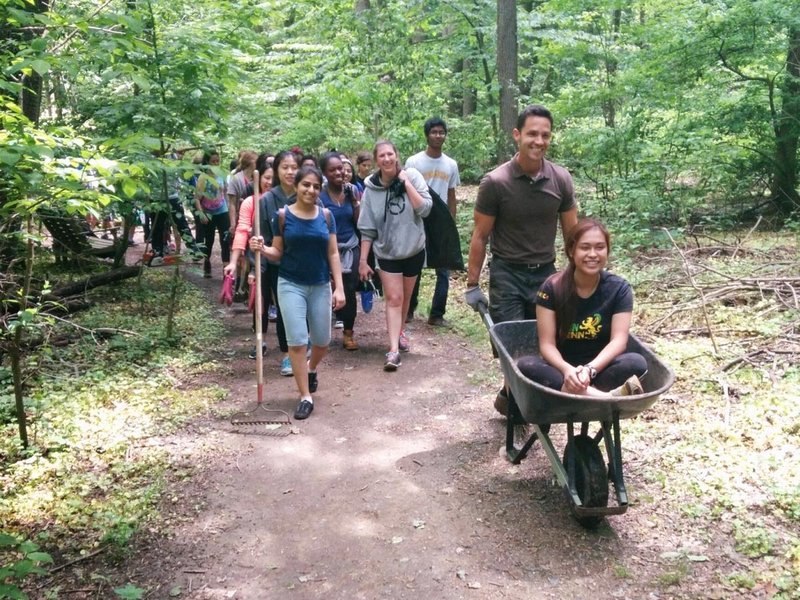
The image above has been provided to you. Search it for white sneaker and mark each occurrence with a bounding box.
[334,320,344,329]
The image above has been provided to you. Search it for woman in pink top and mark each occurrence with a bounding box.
[226,151,298,375]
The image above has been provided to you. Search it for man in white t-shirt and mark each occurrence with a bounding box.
[405,117,461,326]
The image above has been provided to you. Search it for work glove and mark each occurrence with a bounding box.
[464,286,488,312]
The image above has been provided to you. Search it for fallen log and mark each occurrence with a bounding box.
[46,265,140,299]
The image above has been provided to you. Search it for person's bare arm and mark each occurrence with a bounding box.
[560,207,578,245]
[536,304,587,394]
[466,210,495,287]
[327,233,346,310]
[585,312,631,374]
[447,188,457,219]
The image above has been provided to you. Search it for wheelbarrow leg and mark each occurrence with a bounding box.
[600,412,628,507]
[565,422,578,498]
[505,391,541,464]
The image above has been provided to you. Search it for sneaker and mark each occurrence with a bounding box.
[494,387,509,416]
[308,371,318,393]
[268,305,278,322]
[280,356,293,377]
[398,331,410,352]
[294,398,314,420]
[384,351,402,372]
[427,316,448,327]
[334,320,344,329]
[249,343,267,360]
[149,255,165,267]
[611,375,644,397]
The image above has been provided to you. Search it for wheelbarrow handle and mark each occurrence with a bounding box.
[476,300,494,330]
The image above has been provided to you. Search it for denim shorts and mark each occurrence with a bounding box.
[277,277,332,347]
[488,257,555,324]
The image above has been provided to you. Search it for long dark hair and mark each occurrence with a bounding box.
[550,218,611,340]
[272,150,299,190]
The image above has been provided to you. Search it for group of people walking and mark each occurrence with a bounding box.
[186,106,646,422]
[208,118,461,420]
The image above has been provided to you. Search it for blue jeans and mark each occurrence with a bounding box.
[277,277,332,347]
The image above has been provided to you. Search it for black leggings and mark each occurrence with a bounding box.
[517,352,647,392]
[196,211,231,264]
[253,264,288,352]
[149,196,199,255]
[335,247,360,330]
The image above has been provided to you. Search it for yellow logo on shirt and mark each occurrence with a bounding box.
[566,314,602,340]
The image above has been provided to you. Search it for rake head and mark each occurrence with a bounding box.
[230,404,293,434]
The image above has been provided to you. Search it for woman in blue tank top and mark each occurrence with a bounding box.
[250,166,345,420]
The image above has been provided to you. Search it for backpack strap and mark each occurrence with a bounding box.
[277,207,286,236]
[278,207,331,236]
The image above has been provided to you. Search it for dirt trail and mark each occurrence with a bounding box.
[119,263,679,600]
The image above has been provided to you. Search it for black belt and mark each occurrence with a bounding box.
[494,257,554,271]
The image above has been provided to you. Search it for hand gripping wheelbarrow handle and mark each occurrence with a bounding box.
[476,300,494,330]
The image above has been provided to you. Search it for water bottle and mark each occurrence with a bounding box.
[358,279,376,313]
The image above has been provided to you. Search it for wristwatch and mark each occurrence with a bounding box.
[585,365,598,381]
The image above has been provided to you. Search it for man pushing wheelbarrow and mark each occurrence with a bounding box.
[464,105,674,527]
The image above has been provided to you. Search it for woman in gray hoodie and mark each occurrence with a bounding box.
[358,140,432,372]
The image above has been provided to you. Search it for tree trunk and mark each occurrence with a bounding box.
[462,57,477,116]
[46,266,140,299]
[602,8,622,129]
[20,0,50,124]
[770,26,800,217]
[497,0,518,162]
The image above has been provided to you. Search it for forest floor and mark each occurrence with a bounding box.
[48,244,791,600]
[106,263,686,600]
[10,204,798,600]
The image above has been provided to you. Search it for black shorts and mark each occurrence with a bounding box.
[376,249,425,277]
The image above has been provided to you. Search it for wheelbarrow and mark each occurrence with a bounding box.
[478,303,675,528]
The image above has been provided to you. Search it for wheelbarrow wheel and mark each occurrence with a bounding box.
[563,434,609,529]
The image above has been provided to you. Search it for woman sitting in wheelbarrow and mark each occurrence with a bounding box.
[518,218,646,397]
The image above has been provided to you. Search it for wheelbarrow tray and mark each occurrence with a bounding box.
[490,320,674,424]
[486,317,675,526]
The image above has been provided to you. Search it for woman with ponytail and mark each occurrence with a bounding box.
[517,219,646,397]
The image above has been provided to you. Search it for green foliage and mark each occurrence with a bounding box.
[113,584,146,599]
[0,271,225,572]
[724,571,757,590]
[734,521,776,558]
[0,533,53,600]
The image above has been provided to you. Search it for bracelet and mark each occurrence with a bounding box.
[584,365,598,381]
